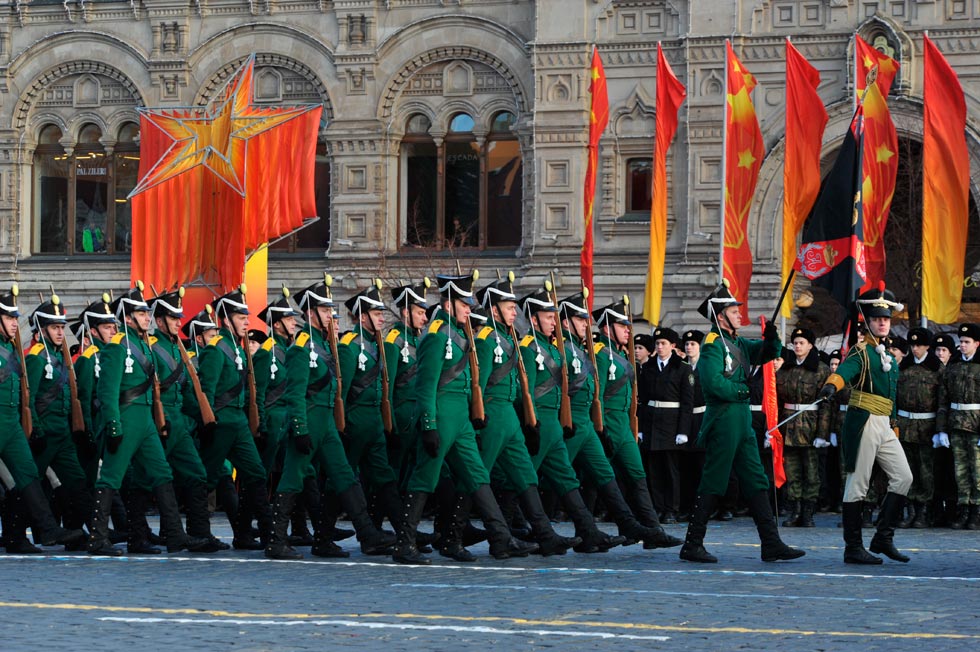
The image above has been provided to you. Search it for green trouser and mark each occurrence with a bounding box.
[156,411,207,488]
[901,440,934,504]
[519,406,579,495]
[260,406,290,479]
[198,408,267,490]
[345,404,398,488]
[950,429,980,505]
[31,426,88,490]
[479,397,539,493]
[0,413,40,489]
[393,401,419,489]
[96,404,173,490]
[697,403,769,497]
[783,445,820,501]
[564,413,615,486]
[277,405,355,494]
[407,391,489,494]
[603,410,647,483]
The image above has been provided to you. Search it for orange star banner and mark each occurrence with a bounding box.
[780,39,827,318]
[130,55,322,293]
[854,37,899,292]
[582,46,609,309]
[922,35,970,323]
[643,43,686,323]
[723,41,764,321]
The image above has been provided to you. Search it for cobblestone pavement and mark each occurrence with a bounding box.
[2,512,979,651]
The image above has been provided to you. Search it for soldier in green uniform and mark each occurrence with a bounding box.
[89,283,209,556]
[820,284,913,564]
[935,323,980,530]
[393,272,538,565]
[196,286,275,549]
[25,294,94,539]
[775,327,831,528]
[895,328,940,528]
[266,278,394,560]
[72,296,117,490]
[471,276,580,557]
[679,282,804,564]
[0,285,85,553]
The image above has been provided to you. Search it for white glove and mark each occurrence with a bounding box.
[976,437,980,448]
[675,434,688,446]
[932,434,941,448]
[813,437,829,448]
[830,433,838,447]
[938,432,951,448]
[637,432,644,443]
[763,433,772,449]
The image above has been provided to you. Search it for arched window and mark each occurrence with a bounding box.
[401,110,523,250]
[626,158,653,215]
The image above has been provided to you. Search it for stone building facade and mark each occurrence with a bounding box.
[2,0,980,330]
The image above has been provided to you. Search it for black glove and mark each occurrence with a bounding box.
[597,429,614,457]
[28,432,47,455]
[562,425,575,440]
[470,415,489,430]
[254,431,269,451]
[198,420,218,449]
[71,429,87,446]
[475,432,483,451]
[763,321,779,342]
[421,428,441,458]
[384,429,398,447]
[106,434,122,455]
[522,421,541,456]
[159,419,172,439]
[736,384,750,401]
[339,430,353,453]
[293,433,313,455]
[818,384,836,400]
[74,430,98,457]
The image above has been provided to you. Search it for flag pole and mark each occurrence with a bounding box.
[719,39,730,284]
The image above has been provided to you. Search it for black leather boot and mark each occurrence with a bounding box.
[436,491,475,562]
[244,481,276,548]
[624,479,683,549]
[781,500,801,527]
[289,477,318,546]
[950,504,970,529]
[393,491,431,564]
[471,484,539,559]
[311,492,350,558]
[746,490,805,561]
[2,489,42,553]
[897,500,916,528]
[869,492,910,562]
[184,482,228,551]
[910,501,930,529]
[518,486,580,556]
[124,489,161,554]
[967,505,980,531]
[21,479,85,547]
[842,501,882,564]
[679,494,719,563]
[379,481,434,550]
[560,488,625,553]
[219,477,257,550]
[597,480,664,547]
[153,482,211,553]
[798,500,816,528]
[339,483,396,555]
[265,492,303,560]
[88,487,122,556]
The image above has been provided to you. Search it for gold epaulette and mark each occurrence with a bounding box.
[148,336,158,346]
[110,333,126,345]
[704,332,719,345]
[28,342,45,355]
[261,338,275,352]
[428,319,444,335]
[81,344,99,359]
[477,326,494,340]
[520,334,535,348]
[340,331,357,346]
[593,341,606,354]
[386,328,401,344]
[187,350,196,359]
[207,335,223,347]
[295,332,310,348]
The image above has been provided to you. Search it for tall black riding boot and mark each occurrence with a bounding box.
[243,480,275,547]
[679,494,719,563]
[378,480,434,549]
[311,491,350,558]
[497,488,531,539]
[109,491,129,542]
[436,491,475,561]
[338,483,396,555]
[289,477,318,546]
[842,501,882,564]
[2,490,42,553]
[154,481,211,553]
[21,479,85,548]
[746,490,805,561]
[124,489,161,554]
[470,484,538,559]
[184,482,229,551]
[393,491,431,564]
[88,487,122,556]
[869,492,910,562]
[518,486,580,556]
[265,492,303,560]
[597,479,663,547]
[624,479,683,549]
[560,488,625,553]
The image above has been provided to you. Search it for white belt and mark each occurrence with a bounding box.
[648,401,680,409]
[839,405,848,412]
[750,405,762,412]
[951,403,980,411]
[784,403,818,411]
[897,410,936,420]
[693,406,706,414]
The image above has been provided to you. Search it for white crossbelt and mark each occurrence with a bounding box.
[897,410,936,420]
[951,403,980,411]
[693,406,706,414]
[750,405,762,412]
[784,403,818,411]
[648,401,680,408]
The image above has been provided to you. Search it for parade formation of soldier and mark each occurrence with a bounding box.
[1,272,978,568]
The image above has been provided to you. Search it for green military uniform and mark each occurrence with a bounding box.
[562,333,614,485]
[73,342,104,486]
[254,333,290,476]
[384,320,423,484]
[593,335,647,483]
[0,339,41,492]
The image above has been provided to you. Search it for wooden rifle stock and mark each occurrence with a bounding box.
[60,339,86,435]
[175,336,216,426]
[625,313,639,442]
[241,332,260,436]
[325,324,347,433]
[547,278,574,432]
[509,323,537,427]
[374,327,394,434]
[581,300,605,433]
[14,329,32,436]
[463,319,485,422]
[140,331,169,436]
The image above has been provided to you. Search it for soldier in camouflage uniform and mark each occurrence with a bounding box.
[775,327,831,528]
[895,328,941,528]
[930,333,957,526]
[935,323,980,530]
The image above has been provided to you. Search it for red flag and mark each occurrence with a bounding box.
[922,35,970,324]
[762,358,786,488]
[723,42,763,321]
[781,39,828,318]
[582,47,609,309]
[643,43,686,323]
[854,37,899,292]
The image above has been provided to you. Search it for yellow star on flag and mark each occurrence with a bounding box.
[737,149,757,169]
[875,144,895,164]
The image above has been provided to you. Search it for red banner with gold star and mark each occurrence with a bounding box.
[854,36,899,293]
[723,42,763,321]
[582,46,609,309]
[130,55,322,292]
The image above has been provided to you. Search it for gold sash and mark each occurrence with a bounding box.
[849,390,893,416]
